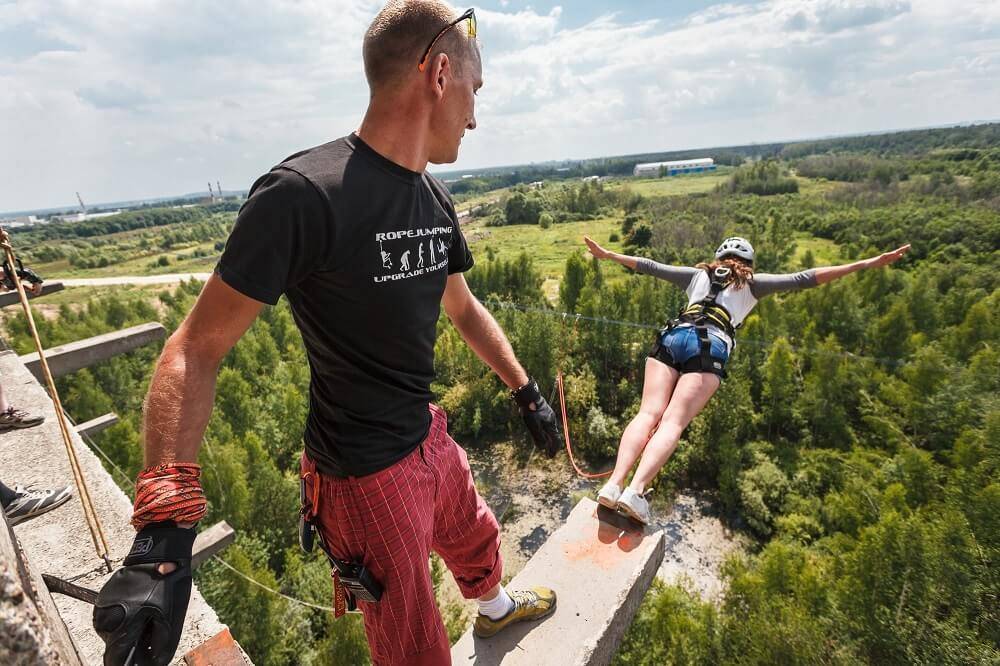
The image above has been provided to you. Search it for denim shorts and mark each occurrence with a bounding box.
[649,325,730,376]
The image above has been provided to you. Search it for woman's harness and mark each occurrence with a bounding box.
[649,266,739,377]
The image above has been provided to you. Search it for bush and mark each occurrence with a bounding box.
[723,160,799,196]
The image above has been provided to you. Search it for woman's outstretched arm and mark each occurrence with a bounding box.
[583,236,697,288]
[584,236,639,269]
[814,244,911,285]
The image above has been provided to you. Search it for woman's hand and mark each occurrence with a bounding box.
[584,236,610,260]
[865,244,911,269]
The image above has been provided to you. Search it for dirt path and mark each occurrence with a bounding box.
[57,273,212,287]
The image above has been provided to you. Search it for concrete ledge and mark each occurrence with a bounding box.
[0,281,64,308]
[73,413,119,438]
[0,351,226,665]
[19,322,166,381]
[451,498,664,666]
[191,522,236,570]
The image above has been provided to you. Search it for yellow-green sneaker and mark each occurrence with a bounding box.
[473,587,557,638]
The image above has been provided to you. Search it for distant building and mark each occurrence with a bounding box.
[581,175,601,183]
[52,210,122,223]
[528,181,545,189]
[633,158,715,177]
[0,215,42,228]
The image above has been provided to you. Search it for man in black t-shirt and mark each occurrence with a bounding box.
[94,3,560,665]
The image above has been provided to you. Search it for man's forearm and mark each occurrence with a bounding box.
[452,299,529,390]
[142,337,221,466]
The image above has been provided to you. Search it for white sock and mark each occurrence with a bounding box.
[478,587,514,620]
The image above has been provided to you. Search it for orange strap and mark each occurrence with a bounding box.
[556,372,612,480]
[131,463,208,530]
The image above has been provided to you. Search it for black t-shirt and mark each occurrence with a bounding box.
[216,133,474,477]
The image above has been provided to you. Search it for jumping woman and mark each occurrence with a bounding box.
[582,235,910,524]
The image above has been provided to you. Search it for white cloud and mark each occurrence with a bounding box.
[2,0,999,210]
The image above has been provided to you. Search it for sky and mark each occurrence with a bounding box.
[2,0,999,212]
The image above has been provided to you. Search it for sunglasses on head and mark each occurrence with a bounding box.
[418,8,477,72]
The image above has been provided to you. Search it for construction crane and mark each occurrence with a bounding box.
[207,182,215,202]
[216,181,223,201]
[76,192,87,215]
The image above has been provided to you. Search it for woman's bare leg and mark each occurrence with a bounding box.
[607,358,680,488]
[628,372,721,493]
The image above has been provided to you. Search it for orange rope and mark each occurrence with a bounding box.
[555,371,612,480]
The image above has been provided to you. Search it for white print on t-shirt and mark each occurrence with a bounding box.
[373,226,451,284]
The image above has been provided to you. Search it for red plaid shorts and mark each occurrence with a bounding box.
[301,404,503,665]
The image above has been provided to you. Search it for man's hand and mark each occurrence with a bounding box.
[93,525,196,666]
[511,379,561,457]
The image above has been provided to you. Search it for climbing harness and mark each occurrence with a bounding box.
[0,227,112,571]
[650,266,736,378]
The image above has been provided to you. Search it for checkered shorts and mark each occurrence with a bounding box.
[301,404,503,665]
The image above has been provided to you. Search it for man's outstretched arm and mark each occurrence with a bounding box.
[143,274,264,465]
[93,274,263,666]
[442,273,560,455]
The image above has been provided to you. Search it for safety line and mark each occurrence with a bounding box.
[482,297,907,368]
[211,555,336,612]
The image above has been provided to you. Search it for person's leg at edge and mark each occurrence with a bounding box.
[425,413,554,639]
[607,358,680,489]
[628,372,721,493]
[0,383,9,413]
[0,480,16,509]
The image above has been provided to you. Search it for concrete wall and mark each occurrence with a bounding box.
[0,351,226,665]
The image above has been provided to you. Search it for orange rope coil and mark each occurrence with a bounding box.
[131,463,207,530]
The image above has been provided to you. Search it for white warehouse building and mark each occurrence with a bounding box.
[633,157,715,177]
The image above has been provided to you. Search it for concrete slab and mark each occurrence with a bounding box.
[0,351,226,665]
[0,281,64,308]
[73,413,119,438]
[451,498,664,666]
[19,321,166,381]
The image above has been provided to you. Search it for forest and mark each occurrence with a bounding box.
[3,123,998,664]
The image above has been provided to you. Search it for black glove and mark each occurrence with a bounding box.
[511,378,561,457]
[94,524,196,666]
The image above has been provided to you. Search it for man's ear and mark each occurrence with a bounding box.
[432,53,450,100]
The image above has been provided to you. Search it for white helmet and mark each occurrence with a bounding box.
[715,236,755,264]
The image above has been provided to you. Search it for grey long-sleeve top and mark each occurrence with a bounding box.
[635,257,818,346]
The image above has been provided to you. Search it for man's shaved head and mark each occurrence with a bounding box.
[364,0,478,92]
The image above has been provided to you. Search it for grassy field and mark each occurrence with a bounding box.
[792,233,842,266]
[605,169,733,197]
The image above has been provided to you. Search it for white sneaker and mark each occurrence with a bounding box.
[596,482,621,508]
[617,488,651,525]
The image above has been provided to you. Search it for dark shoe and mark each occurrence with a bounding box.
[0,406,45,432]
[5,485,72,525]
[473,587,557,638]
